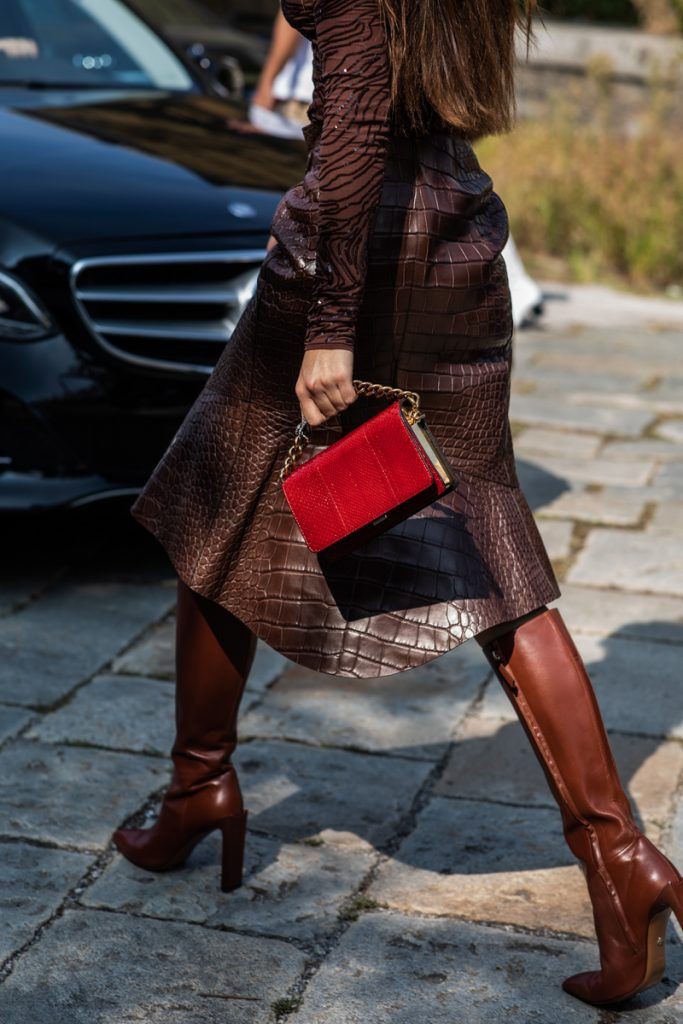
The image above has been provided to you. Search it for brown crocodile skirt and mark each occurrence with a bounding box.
[132,134,560,677]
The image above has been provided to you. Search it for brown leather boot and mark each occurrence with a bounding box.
[482,608,683,1006]
[113,580,256,891]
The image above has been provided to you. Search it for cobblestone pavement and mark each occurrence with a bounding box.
[1,286,682,1022]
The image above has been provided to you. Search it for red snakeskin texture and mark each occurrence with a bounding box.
[282,402,446,552]
[131,0,560,677]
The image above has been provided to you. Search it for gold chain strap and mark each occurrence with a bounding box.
[279,379,421,481]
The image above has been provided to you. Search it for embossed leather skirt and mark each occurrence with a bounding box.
[132,133,560,677]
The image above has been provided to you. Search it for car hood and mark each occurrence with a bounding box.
[0,90,307,244]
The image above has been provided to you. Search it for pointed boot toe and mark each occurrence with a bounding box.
[112,826,138,857]
[562,972,605,1006]
[111,826,168,871]
[112,826,130,849]
[561,971,640,1008]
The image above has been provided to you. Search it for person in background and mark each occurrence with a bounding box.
[249,10,313,140]
[250,7,544,326]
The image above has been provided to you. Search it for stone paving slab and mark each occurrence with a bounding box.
[0,741,167,850]
[368,796,593,937]
[26,675,175,755]
[519,452,655,489]
[245,644,291,704]
[83,828,376,945]
[513,427,602,459]
[537,487,647,526]
[533,284,683,330]
[651,464,683,500]
[112,618,176,679]
[658,420,683,445]
[648,501,683,533]
[509,394,653,437]
[241,644,486,761]
[514,459,574,511]
[513,368,652,396]
[550,584,683,643]
[113,625,288,709]
[570,529,683,597]
[234,740,432,848]
[0,842,91,963]
[434,713,682,836]
[630,486,683,508]
[0,705,32,747]
[529,348,670,379]
[602,438,683,463]
[637,380,683,416]
[0,565,64,618]
[518,326,683,361]
[293,911,683,1024]
[0,582,175,709]
[536,519,573,561]
[480,633,683,740]
[0,908,307,1024]
[569,390,683,418]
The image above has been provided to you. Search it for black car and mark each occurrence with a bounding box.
[132,0,279,91]
[0,0,305,512]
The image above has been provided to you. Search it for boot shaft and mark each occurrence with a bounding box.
[484,610,636,860]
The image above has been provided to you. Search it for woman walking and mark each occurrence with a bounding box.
[114,0,682,1006]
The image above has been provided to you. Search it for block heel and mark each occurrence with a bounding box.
[220,810,248,892]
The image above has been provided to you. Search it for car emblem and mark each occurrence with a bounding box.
[227,202,257,218]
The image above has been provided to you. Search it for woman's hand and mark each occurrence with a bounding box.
[296,348,357,427]
[251,81,276,111]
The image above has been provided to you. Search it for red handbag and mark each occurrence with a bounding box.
[280,381,456,558]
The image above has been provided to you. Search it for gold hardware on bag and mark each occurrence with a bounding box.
[279,379,422,481]
[352,380,421,425]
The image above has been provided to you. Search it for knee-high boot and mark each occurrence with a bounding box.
[482,608,683,1006]
[113,580,256,891]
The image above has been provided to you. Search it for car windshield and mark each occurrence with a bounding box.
[0,0,195,90]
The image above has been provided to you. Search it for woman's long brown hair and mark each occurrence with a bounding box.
[377,0,538,139]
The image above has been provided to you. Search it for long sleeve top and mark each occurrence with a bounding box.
[282,0,393,352]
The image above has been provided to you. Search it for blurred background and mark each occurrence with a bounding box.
[0,0,681,517]
[1,5,682,1021]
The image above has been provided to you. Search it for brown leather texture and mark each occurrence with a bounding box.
[131,0,560,677]
[113,581,254,886]
[485,609,682,1005]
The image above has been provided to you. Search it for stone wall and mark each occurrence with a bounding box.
[516,20,683,126]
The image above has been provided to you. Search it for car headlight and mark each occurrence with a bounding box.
[0,270,56,341]
[226,266,261,332]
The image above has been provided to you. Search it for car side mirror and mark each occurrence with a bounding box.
[186,43,245,99]
[214,56,245,97]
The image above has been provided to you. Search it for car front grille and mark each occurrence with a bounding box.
[70,250,265,375]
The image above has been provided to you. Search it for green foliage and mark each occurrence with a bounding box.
[272,996,302,1017]
[338,894,382,922]
[477,81,683,293]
